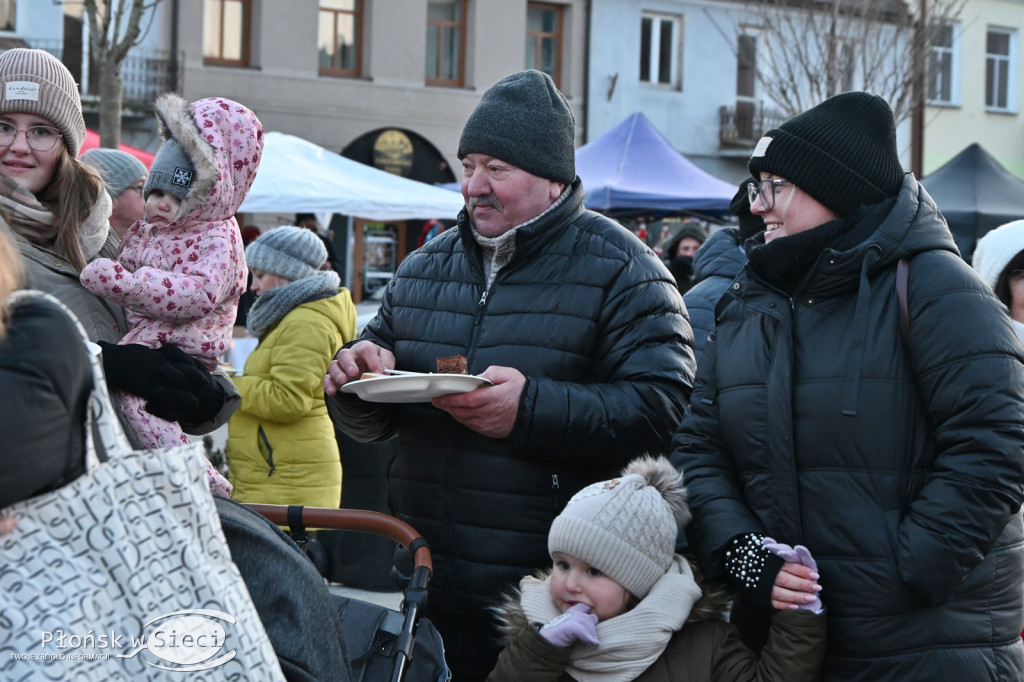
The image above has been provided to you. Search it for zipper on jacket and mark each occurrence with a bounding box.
[551,474,560,511]
[257,425,275,477]
[469,286,491,366]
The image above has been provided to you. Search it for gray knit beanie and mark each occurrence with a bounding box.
[548,456,690,599]
[245,226,326,281]
[748,91,905,217]
[81,148,148,198]
[0,48,86,157]
[144,138,195,202]
[458,69,576,184]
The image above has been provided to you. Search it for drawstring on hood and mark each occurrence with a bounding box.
[841,244,883,416]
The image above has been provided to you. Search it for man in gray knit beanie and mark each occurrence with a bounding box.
[455,69,577,239]
[325,68,694,681]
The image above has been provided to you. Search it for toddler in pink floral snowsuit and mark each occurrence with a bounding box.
[81,94,263,498]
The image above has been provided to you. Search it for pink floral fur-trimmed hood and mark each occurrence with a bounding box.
[152,92,264,223]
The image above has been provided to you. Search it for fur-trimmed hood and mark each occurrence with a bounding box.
[152,92,263,222]
[490,562,731,647]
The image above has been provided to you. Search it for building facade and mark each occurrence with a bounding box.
[166,0,589,186]
[924,0,1023,178]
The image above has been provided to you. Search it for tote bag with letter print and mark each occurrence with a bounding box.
[0,291,285,681]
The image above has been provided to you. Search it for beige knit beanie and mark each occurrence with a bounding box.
[548,456,690,599]
[0,48,85,157]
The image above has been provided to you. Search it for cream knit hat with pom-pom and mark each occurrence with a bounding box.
[548,456,689,599]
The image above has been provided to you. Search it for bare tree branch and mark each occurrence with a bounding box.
[733,0,965,123]
[84,0,166,148]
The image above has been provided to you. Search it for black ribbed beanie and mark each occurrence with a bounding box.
[748,92,904,217]
[458,69,576,184]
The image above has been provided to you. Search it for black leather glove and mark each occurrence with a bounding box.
[98,342,224,424]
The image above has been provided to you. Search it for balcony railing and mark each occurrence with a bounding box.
[719,101,788,149]
[27,40,181,113]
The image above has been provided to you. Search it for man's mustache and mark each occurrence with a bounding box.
[469,195,503,211]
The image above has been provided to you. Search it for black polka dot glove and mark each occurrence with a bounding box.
[723,532,785,609]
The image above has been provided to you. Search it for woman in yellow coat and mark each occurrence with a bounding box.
[227,226,357,506]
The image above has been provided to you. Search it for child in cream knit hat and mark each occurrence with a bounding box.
[488,456,826,682]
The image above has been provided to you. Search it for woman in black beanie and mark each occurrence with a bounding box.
[671,91,1024,681]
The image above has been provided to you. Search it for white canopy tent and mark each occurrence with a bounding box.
[239,131,464,220]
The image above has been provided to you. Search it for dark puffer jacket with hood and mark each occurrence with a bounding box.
[672,175,1024,681]
[327,179,695,617]
[683,226,748,360]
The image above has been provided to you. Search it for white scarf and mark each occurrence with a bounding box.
[519,555,702,682]
[79,190,112,260]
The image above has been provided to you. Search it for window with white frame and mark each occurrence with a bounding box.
[986,27,1017,111]
[640,12,681,89]
[928,22,959,105]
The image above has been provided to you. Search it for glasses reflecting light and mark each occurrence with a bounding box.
[0,121,63,152]
[747,178,791,211]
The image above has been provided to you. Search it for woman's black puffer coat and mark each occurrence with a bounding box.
[328,179,695,615]
[672,175,1024,681]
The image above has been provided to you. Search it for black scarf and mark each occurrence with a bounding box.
[745,198,896,293]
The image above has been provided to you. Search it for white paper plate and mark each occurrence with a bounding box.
[339,373,492,403]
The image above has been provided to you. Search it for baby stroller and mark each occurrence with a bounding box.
[217,497,448,682]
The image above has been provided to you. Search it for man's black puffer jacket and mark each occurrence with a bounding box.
[328,179,695,615]
[672,175,1024,681]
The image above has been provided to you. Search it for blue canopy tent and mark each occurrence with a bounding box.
[576,112,736,216]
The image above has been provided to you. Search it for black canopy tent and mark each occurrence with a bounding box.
[920,143,1024,261]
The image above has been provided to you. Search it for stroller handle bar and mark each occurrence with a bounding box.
[244,504,434,576]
